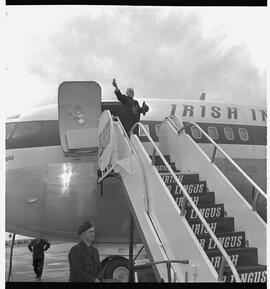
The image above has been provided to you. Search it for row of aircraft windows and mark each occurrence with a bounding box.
[191,126,249,141]
[6,121,249,142]
[139,124,249,142]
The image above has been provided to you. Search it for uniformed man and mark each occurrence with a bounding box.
[68,221,102,282]
[112,79,149,136]
[27,238,51,281]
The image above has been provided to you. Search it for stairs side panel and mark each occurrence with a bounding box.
[130,134,217,282]
[159,120,266,265]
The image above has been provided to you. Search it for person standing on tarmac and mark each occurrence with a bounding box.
[112,78,149,136]
[68,221,102,282]
[28,238,51,281]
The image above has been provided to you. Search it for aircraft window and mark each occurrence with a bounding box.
[6,123,16,139]
[191,126,202,139]
[239,128,249,141]
[139,124,150,136]
[208,127,218,140]
[155,125,160,137]
[6,120,60,149]
[11,122,41,139]
[224,127,235,140]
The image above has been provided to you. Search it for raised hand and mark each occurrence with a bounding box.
[112,79,117,88]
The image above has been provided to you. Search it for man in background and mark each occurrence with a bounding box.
[28,238,51,281]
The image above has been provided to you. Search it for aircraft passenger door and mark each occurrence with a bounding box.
[58,81,102,155]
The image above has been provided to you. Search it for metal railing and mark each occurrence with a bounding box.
[7,233,16,282]
[107,116,189,281]
[130,122,241,282]
[134,260,189,282]
[97,115,134,184]
[166,115,267,213]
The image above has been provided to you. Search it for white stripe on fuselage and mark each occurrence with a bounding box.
[6,143,265,170]
[5,100,266,169]
[6,147,48,169]
[199,143,266,160]
[6,100,267,127]
[142,142,265,160]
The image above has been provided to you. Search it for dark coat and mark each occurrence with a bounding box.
[28,239,50,260]
[68,241,102,282]
[115,89,143,135]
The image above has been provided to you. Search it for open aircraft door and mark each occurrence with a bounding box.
[58,81,102,155]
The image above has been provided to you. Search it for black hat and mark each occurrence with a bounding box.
[77,221,93,235]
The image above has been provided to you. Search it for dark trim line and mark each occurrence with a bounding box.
[138,121,266,146]
[6,119,266,150]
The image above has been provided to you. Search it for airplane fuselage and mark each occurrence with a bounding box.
[5,99,267,242]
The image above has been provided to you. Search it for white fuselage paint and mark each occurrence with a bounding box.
[5,99,267,241]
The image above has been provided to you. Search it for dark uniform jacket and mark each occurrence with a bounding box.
[115,89,144,135]
[68,241,102,282]
[28,239,50,260]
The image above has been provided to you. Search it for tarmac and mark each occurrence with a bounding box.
[5,241,156,284]
[5,241,76,282]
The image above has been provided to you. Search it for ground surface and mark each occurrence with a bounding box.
[5,242,76,282]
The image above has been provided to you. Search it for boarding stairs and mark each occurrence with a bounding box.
[154,155,266,282]
[156,115,267,282]
[97,110,267,282]
[56,81,266,282]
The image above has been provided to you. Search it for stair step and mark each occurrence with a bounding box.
[160,172,200,184]
[207,247,258,271]
[197,231,246,251]
[188,217,235,235]
[223,264,267,282]
[154,154,267,282]
[155,163,180,172]
[185,204,225,219]
[168,181,207,195]
[150,155,171,165]
[173,191,216,208]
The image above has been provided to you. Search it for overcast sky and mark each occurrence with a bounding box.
[1,5,268,242]
[3,6,268,117]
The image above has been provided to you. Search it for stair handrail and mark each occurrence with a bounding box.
[98,114,136,184]
[166,116,267,212]
[130,122,241,282]
[111,116,188,280]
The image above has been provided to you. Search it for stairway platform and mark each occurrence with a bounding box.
[206,247,258,270]
[223,264,267,282]
[150,155,171,164]
[196,231,246,251]
[185,203,225,219]
[173,191,216,207]
[156,163,179,172]
[168,181,207,195]
[160,172,200,184]
[188,217,235,235]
